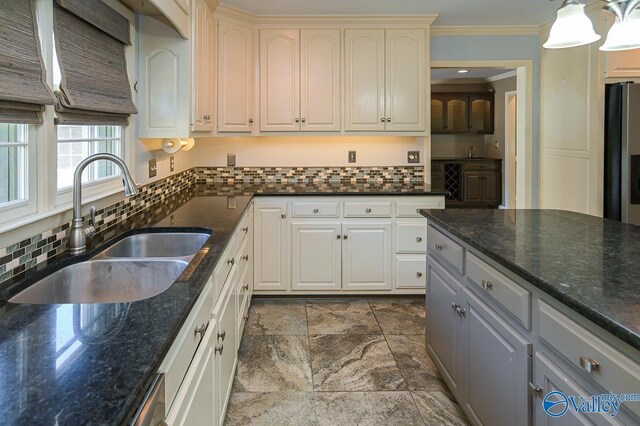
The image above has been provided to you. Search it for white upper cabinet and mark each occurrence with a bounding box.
[345,28,426,132]
[191,0,215,132]
[217,20,254,132]
[260,30,300,132]
[385,29,426,131]
[606,49,640,79]
[300,29,341,132]
[344,29,386,132]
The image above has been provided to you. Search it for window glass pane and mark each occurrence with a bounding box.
[56,125,123,191]
[0,124,29,207]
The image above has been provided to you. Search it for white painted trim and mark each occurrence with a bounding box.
[504,90,518,209]
[431,26,539,36]
[431,60,534,209]
[431,70,517,86]
[486,69,518,82]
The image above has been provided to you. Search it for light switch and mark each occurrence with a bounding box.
[348,151,356,163]
[148,158,157,178]
[227,153,236,167]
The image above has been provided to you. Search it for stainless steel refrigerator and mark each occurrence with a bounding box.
[604,83,640,226]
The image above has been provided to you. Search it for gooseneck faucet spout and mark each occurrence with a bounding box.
[69,153,138,255]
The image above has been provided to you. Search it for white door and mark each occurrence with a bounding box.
[300,29,341,132]
[342,222,392,290]
[344,29,386,131]
[254,201,289,290]
[217,20,253,132]
[259,30,300,131]
[385,29,426,131]
[291,222,342,291]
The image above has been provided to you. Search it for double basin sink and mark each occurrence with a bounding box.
[10,232,211,305]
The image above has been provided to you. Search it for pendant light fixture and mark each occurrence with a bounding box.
[544,0,601,49]
[544,0,640,51]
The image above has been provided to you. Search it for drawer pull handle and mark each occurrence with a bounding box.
[417,272,423,278]
[215,344,224,355]
[529,382,543,398]
[313,208,319,213]
[579,356,600,373]
[416,237,423,243]
[482,280,493,290]
[242,254,249,261]
[365,208,372,213]
[281,214,287,219]
[242,284,249,291]
[217,330,226,341]
[194,321,209,338]
[227,258,235,265]
[243,314,249,320]
[456,306,466,317]
[451,302,458,311]
[343,235,348,240]
[435,243,444,251]
[241,227,249,232]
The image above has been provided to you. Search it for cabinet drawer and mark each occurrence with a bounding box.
[344,201,392,218]
[159,279,214,413]
[395,223,427,253]
[234,212,251,254]
[292,201,340,217]
[538,300,640,418]
[213,237,236,300]
[395,255,426,289]
[395,199,444,217]
[463,161,500,170]
[427,225,464,274]
[466,252,531,329]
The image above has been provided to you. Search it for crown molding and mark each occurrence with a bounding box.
[431,25,539,36]
[485,69,518,82]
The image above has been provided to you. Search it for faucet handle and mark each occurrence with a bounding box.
[84,206,97,238]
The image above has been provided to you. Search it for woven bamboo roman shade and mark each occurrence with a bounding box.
[0,0,55,124]
[53,0,137,125]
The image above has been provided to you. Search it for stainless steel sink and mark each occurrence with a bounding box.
[99,232,210,258]
[9,259,188,304]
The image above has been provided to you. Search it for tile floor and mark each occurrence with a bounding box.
[225,298,469,426]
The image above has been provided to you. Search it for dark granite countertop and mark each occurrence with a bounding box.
[0,183,446,425]
[421,209,640,351]
[432,158,502,162]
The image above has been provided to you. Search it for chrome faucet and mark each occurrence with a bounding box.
[468,145,476,159]
[68,153,138,255]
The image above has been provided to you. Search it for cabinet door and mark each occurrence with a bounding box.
[217,20,254,132]
[385,29,426,131]
[482,171,501,206]
[259,30,300,132]
[191,0,214,132]
[291,222,342,290]
[606,49,640,78]
[426,259,463,396]
[254,202,288,291]
[461,289,531,426]
[214,278,237,426]
[300,29,341,132]
[445,96,469,133]
[342,222,392,290]
[344,29,386,131]
[463,172,485,204]
[431,95,446,134]
[469,95,494,134]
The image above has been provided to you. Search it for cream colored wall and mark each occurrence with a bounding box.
[135,138,199,185]
[183,136,425,167]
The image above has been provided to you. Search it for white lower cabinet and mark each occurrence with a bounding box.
[254,201,288,291]
[291,222,342,291]
[213,271,237,426]
[395,255,426,289]
[342,222,392,290]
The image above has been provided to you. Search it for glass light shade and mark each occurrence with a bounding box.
[600,10,640,51]
[544,3,601,49]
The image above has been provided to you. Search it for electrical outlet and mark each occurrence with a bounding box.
[227,153,236,167]
[408,151,420,164]
[348,151,356,163]
[495,141,500,149]
[148,158,157,178]
[170,156,175,172]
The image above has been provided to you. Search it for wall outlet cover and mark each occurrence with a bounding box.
[170,156,175,172]
[227,153,236,167]
[408,151,420,164]
[148,158,157,178]
[348,151,356,163]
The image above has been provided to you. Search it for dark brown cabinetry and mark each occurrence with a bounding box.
[431,93,494,135]
[432,159,502,208]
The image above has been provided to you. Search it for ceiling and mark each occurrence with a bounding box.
[432,68,515,81]
[220,0,566,26]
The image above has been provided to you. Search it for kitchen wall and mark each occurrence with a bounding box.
[183,136,425,167]
[484,76,517,160]
[431,134,486,158]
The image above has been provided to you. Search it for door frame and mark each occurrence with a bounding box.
[430,60,534,209]
[504,90,518,209]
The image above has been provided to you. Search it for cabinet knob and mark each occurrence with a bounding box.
[242,284,249,291]
[194,321,208,338]
[416,272,423,278]
[337,234,342,239]
[249,118,254,124]
[227,258,235,265]
[243,314,249,320]
[343,235,348,240]
[451,302,458,311]
[215,344,224,355]
[381,117,385,122]
[204,114,211,120]
[313,208,319,213]
[481,279,493,290]
[295,118,300,123]
[281,214,287,219]
[435,243,444,251]
[416,237,423,243]
[217,330,226,341]
[365,208,372,213]
[241,226,249,232]
[386,117,391,123]
[301,118,306,123]
[242,254,249,261]
[529,383,543,398]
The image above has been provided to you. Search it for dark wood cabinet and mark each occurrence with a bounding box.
[431,161,446,193]
[463,171,501,206]
[432,159,502,208]
[431,92,494,135]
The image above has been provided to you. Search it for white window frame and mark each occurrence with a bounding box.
[0,125,38,223]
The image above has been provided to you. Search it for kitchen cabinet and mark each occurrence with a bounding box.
[291,222,342,290]
[345,28,426,132]
[431,161,446,192]
[606,49,640,78]
[463,170,501,206]
[342,222,393,290]
[431,92,494,135]
[121,0,192,39]
[217,19,254,132]
[191,0,215,132]
[260,29,341,132]
[254,201,289,290]
[432,159,502,208]
[213,273,237,426]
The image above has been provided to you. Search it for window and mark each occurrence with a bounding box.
[0,124,31,208]
[56,125,123,191]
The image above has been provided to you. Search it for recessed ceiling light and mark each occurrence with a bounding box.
[457,69,469,74]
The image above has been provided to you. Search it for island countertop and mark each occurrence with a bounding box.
[421,208,640,351]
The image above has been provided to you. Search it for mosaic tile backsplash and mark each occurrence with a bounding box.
[0,166,424,288]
